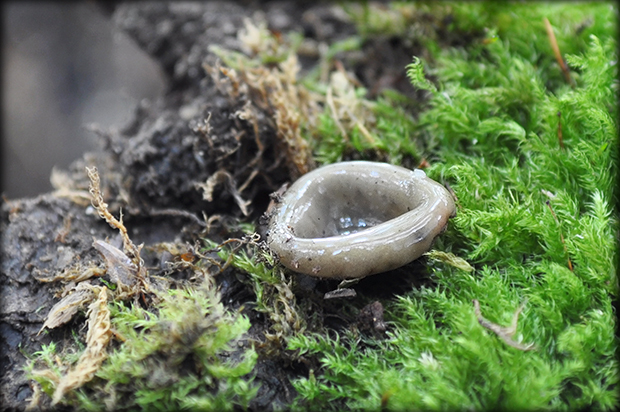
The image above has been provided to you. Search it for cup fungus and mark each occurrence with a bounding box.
[266,161,456,279]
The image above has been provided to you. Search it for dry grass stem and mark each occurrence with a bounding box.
[473,299,536,351]
[543,17,574,87]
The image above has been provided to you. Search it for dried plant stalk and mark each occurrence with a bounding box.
[473,299,536,351]
[86,167,142,265]
[52,287,112,405]
[543,17,574,87]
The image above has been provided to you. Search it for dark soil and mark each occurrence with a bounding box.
[1,2,442,410]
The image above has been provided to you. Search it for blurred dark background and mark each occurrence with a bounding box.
[2,2,166,199]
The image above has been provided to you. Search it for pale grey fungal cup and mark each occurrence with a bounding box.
[266,161,456,279]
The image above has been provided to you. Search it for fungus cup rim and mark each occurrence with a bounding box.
[267,161,456,279]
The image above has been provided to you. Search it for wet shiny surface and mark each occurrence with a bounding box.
[267,161,456,279]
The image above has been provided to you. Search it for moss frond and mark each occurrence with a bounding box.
[289,3,618,411]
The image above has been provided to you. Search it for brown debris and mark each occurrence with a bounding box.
[357,301,387,336]
[54,216,72,243]
[207,18,320,179]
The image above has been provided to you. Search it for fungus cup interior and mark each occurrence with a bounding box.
[290,172,424,239]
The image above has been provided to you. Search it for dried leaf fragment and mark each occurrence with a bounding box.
[93,239,139,286]
[38,283,96,334]
[425,250,474,272]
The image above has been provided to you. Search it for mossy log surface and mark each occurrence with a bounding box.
[2,2,617,411]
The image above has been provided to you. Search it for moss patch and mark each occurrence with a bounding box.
[28,281,257,411]
[286,3,618,411]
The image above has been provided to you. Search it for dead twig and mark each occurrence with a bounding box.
[473,299,536,351]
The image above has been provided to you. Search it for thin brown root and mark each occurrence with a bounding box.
[149,208,207,227]
[196,170,252,216]
[543,17,574,87]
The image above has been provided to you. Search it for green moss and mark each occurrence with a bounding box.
[206,238,310,357]
[311,94,422,166]
[27,282,258,411]
[99,286,257,411]
[25,342,63,396]
[288,3,618,411]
